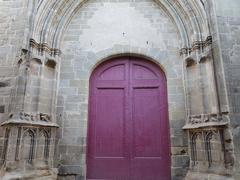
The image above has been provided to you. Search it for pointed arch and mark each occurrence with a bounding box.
[31,0,210,52]
[22,129,36,163]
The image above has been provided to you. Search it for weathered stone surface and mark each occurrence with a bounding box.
[1,169,58,180]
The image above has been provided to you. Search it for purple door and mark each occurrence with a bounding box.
[87,57,170,180]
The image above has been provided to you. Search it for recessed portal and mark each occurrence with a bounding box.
[87,56,170,180]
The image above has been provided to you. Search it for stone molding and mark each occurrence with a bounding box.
[180,36,212,55]
[19,112,51,122]
[1,119,59,127]
[183,113,229,129]
[1,112,59,127]
[30,38,61,56]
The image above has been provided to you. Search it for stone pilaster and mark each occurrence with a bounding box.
[0,39,60,180]
[182,40,234,179]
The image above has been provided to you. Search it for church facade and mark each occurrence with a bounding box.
[0,0,240,179]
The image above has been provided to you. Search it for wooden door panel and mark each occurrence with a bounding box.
[132,64,158,80]
[99,64,126,81]
[94,88,126,158]
[132,87,162,158]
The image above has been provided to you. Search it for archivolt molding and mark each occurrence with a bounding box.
[30,0,211,54]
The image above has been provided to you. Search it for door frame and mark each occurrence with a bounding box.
[86,55,171,179]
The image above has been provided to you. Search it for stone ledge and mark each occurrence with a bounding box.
[0,119,59,127]
[182,121,228,130]
[0,168,58,180]
[185,171,233,180]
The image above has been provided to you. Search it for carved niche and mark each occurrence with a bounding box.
[189,128,226,173]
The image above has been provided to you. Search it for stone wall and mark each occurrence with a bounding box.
[0,0,31,164]
[214,0,240,179]
[0,1,60,179]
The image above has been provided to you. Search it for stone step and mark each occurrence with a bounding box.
[32,176,56,180]
[1,169,57,180]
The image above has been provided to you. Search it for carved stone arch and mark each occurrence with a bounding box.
[191,0,209,38]
[37,128,51,161]
[21,129,36,163]
[15,127,22,161]
[205,131,213,167]
[190,132,201,167]
[31,0,211,51]
[204,129,225,167]
[1,128,10,165]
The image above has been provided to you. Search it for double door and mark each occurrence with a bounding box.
[87,57,170,180]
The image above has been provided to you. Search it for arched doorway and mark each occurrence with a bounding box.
[87,56,170,180]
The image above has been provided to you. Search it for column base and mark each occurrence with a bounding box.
[185,171,233,180]
[0,168,58,180]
